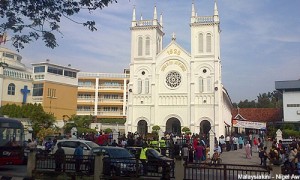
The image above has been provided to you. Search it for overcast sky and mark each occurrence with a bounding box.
[2,0,300,103]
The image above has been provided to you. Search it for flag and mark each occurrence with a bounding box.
[0,32,7,45]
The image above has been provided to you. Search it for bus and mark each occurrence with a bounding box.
[0,117,25,165]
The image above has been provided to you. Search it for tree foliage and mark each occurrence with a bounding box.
[233,90,283,108]
[0,0,117,51]
[0,103,55,136]
[64,115,95,135]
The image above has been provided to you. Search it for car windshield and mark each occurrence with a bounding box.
[86,141,100,148]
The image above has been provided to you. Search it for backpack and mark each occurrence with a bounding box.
[45,142,52,150]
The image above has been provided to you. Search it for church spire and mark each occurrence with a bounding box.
[213,0,219,22]
[214,0,219,16]
[140,13,143,20]
[160,13,163,27]
[153,5,157,20]
[191,1,195,17]
[132,5,136,21]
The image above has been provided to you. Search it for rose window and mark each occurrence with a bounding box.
[166,71,181,88]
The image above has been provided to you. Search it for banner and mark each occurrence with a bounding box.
[232,120,266,130]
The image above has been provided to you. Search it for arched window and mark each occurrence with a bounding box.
[145,78,149,94]
[138,37,143,56]
[199,77,203,93]
[138,79,142,94]
[145,37,150,55]
[198,33,204,53]
[206,33,212,53]
[206,77,212,92]
[157,37,161,54]
[8,83,15,95]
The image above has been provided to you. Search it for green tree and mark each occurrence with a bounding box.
[0,103,55,136]
[64,115,94,135]
[233,90,283,108]
[0,0,117,51]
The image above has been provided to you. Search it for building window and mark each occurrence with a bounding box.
[207,77,212,92]
[206,33,212,52]
[33,83,44,96]
[199,77,203,93]
[138,37,143,56]
[145,37,150,55]
[287,104,300,107]
[34,66,45,73]
[47,88,56,98]
[3,52,14,59]
[166,71,181,88]
[8,83,15,95]
[111,107,118,111]
[47,66,63,75]
[198,33,203,53]
[145,78,149,94]
[64,70,77,78]
[138,79,142,94]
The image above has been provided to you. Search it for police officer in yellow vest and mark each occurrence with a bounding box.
[150,138,159,151]
[139,144,148,175]
[159,137,167,156]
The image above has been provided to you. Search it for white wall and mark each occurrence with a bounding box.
[283,91,300,122]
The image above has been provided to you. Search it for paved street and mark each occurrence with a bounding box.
[220,146,261,165]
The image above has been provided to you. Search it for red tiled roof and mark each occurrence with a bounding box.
[231,108,283,123]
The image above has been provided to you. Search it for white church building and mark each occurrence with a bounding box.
[126,2,232,138]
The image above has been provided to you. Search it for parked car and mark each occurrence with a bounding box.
[91,146,141,176]
[126,147,174,172]
[52,139,99,155]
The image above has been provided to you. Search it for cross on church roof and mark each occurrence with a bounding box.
[172,32,176,41]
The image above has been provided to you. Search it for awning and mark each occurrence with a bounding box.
[232,120,266,130]
[224,121,231,127]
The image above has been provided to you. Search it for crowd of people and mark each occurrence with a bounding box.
[25,129,300,175]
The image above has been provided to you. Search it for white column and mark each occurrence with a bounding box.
[209,130,215,158]
[123,79,127,115]
[0,67,4,106]
[94,78,99,115]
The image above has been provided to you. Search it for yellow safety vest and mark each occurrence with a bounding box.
[151,140,158,147]
[159,140,166,147]
[140,148,148,160]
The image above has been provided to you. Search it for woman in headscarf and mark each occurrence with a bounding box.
[245,141,252,159]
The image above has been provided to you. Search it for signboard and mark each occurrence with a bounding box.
[232,120,266,130]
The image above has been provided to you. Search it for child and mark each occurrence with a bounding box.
[211,150,220,165]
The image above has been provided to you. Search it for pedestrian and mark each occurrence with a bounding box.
[54,143,65,172]
[195,142,204,163]
[140,144,148,175]
[245,141,251,159]
[182,144,189,164]
[74,142,83,172]
[238,136,244,149]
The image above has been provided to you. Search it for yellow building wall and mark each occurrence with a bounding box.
[42,82,77,120]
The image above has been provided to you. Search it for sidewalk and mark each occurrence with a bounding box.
[220,146,262,165]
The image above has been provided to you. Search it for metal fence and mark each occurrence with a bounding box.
[102,157,175,179]
[183,163,270,180]
[35,154,94,175]
[34,153,175,179]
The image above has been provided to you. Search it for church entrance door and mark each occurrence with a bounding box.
[200,120,211,135]
[166,118,181,135]
[137,120,148,135]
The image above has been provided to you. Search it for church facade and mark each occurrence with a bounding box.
[126,2,232,138]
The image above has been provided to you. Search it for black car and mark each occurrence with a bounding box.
[91,146,142,176]
[126,147,174,173]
